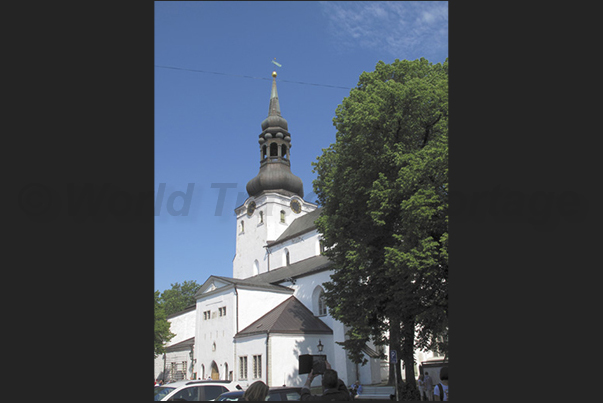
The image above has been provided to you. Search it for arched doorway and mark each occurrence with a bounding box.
[210,361,219,380]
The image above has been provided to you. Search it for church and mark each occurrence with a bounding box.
[154,72,439,388]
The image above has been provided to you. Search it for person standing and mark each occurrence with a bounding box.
[242,380,270,401]
[301,360,350,401]
[417,374,425,400]
[433,367,448,401]
[424,371,434,401]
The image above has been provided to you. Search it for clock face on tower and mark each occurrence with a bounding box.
[290,199,301,214]
[247,201,256,216]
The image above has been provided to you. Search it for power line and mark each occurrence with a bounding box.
[155,65,352,90]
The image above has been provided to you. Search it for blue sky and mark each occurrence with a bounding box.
[154,1,448,293]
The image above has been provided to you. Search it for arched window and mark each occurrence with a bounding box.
[259,211,264,224]
[280,210,285,223]
[262,145,267,160]
[312,286,327,316]
[318,291,327,316]
[253,260,259,276]
[240,220,244,233]
[270,143,278,157]
[283,248,290,266]
[281,144,288,158]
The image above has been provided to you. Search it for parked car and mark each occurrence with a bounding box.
[215,386,302,401]
[154,379,241,401]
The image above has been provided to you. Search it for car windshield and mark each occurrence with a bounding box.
[154,386,175,401]
[216,391,244,401]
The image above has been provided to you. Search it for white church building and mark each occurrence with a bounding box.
[154,72,439,388]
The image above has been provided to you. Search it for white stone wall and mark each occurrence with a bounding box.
[233,193,317,279]
[236,287,292,331]
[233,333,267,388]
[268,229,321,270]
[167,308,196,345]
[195,287,236,381]
[267,333,333,388]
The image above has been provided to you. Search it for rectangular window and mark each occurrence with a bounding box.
[239,356,248,380]
[218,306,227,317]
[203,310,211,320]
[253,355,262,379]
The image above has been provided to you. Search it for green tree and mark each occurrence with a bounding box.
[160,280,201,316]
[312,58,448,399]
[155,290,175,358]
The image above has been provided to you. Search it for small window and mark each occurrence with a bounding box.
[239,356,248,380]
[280,210,285,223]
[259,211,264,224]
[286,250,290,266]
[240,220,245,233]
[253,355,262,379]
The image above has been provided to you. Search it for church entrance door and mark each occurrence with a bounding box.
[210,361,219,380]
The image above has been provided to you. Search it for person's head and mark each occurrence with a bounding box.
[322,369,339,389]
[439,366,448,381]
[243,380,269,401]
[354,380,360,386]
[424,371,429,376]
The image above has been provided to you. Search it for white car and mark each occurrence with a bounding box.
[154,380,241,401]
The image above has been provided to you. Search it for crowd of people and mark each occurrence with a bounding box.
[416,367,449,401]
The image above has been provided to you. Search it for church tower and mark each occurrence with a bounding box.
[233,71,317,279]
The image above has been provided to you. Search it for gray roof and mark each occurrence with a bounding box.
[244,254,332,285]
[194,275,293,299]
[235,296,333,338]
[268,207,322,246]
[166,303,196,320]
[165,337,194,352]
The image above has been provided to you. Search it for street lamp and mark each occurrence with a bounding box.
[317,339,324,353]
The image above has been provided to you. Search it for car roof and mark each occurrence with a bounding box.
[162,380,234,386]
[269,386,301,390]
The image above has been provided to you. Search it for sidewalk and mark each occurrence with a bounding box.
[355,385,395,400]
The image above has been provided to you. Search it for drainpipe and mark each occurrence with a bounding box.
[264,245,271,272]
[266,332,270,386]
[234,285,239,382]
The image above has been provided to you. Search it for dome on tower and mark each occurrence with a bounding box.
[246,72,304,198]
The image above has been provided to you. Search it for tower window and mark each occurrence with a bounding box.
[284,248,290,266]
[270,143,278,157]
[259,211,264,224]
[281,144,288,158]
[262,145,267,160]
[280,210,285,223]
[240,220,244,233]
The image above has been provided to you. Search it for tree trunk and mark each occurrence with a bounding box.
[400,315,419,400]
[387,317,403,387]
[401,315,416,387]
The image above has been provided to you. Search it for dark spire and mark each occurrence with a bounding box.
[246,71,304,198]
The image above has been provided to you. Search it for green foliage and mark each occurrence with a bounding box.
[154,280,201,357]
[160,280,202,316]
[312,58,448,376]
[154,290,175,358]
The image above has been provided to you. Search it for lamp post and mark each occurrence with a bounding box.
[317,339,324,353]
